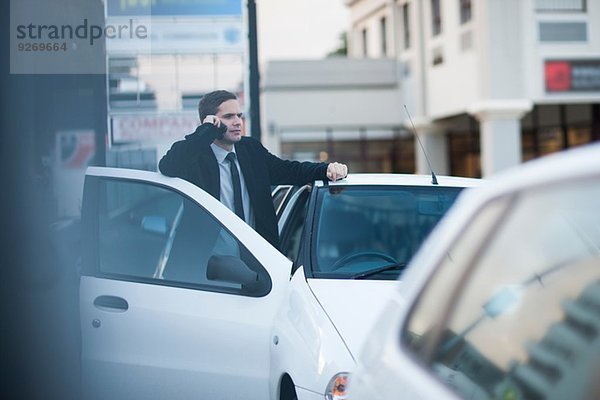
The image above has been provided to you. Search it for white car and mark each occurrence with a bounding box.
[349,143,600,400]
[79,168,479,400]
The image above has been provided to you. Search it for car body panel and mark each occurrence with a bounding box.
[270,175,480,398]
[80,167,481,399]
[81,167,291,400]
[307,279,400,358]
[325,173,480,188]
[295,386,326,400]
[349,143,600,400]
[80,276,284,399]
[269,267,356,399]
[349,290,461,400]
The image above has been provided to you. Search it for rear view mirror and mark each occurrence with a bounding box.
[141,216,168,235]
[207,255,258,285]
[418,197,454,216]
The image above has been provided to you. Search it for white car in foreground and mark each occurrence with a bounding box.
[79,169,478,399]
[349,143,600,400]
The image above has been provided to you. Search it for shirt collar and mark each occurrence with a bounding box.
[210,143,237,164]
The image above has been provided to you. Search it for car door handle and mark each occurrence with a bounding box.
[93,295,129,312]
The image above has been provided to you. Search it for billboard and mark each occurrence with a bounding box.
[107,0,242,17]
[106,20,242,54]
[545,60,600,92]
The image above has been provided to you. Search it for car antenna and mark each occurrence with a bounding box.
[403,104,438,185]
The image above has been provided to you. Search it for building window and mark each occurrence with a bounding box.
[432,46,444,66]
[380,16,388,56]
[362,28,368,57]
[460,0,472,24]
[539,22,587,42]
[280,132,415,173]
[521,104,599,161]
[431,0,442,36]
[108,57,156,110]
[448,127,481,178]
[107,54,243,112]
[535,0,586,12]
[403,3,411,49]
[460,30,473,51]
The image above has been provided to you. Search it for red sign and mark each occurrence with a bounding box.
[545,59,600,92]
[545,61,571,92]
[57,130,96,169]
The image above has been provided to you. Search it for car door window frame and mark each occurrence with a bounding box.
[297,180,323,278]
[279,185,311,270]
[401,193,514,362]
[82,175,273,297]
[272,184,294,219]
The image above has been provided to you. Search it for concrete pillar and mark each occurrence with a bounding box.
[468,100,533,177]
[261,120,282,156]
[413,121,448,176]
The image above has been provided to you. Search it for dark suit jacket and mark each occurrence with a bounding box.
[159,123,329,249]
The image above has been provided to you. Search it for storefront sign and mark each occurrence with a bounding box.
[111,113,199,144]
[545,60,600,92]
[107,0,242,17]
[106,19,242,54]
[53,130,96,217]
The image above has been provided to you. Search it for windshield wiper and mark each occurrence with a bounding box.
[351,262,406,280]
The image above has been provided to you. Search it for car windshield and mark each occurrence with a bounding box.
[311,185,464,280]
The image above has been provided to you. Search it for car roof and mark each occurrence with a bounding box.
[324,173,481,188]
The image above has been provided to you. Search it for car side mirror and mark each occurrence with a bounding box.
[206,255,258,285]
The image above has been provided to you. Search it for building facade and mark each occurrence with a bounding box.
[263,0,600,177]
[262,58,415,173]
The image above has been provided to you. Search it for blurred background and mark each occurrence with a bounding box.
[1,0,599,398]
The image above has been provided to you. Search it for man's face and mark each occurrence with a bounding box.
[215,99,244,144]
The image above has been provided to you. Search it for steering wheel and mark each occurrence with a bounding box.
[330,251,398,271]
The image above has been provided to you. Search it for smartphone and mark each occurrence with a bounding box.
[216,123,228,139]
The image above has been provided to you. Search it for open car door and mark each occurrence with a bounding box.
[80,167,291,400]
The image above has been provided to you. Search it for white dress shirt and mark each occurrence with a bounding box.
[210,143,255,228]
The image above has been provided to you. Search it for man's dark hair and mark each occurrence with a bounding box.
[198,90,237,121]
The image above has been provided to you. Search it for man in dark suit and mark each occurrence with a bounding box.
[159,90,348,250]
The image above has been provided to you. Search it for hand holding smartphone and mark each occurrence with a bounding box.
[203,115,228,140]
